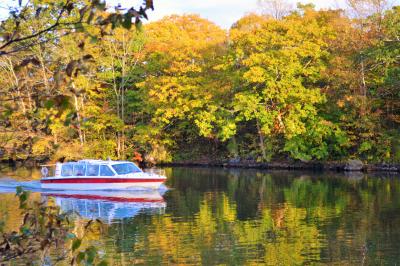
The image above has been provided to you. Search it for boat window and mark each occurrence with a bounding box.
[73,164,86,176]
[112,163,142,175]
[100,165,115,176]
[61,164,73,177]
[86,164,99,176]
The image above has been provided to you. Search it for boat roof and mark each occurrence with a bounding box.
[62,159,136,165]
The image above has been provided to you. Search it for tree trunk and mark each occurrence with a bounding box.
[360,58,367,116]
[73,93,84,146]
[116,133,121,158]
[256,119,267,161]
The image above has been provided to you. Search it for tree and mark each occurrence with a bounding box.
[0,0,154,56]
[98,27,146,158]
[225,10,347,161]
[135,15,227,162]
[1,3,400,164]
[257,0,293,19]
[346,0,391,19]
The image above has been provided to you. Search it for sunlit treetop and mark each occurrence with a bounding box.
[145,14,226,56]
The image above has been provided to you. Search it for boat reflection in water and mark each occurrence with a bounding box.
[42,190,166,223]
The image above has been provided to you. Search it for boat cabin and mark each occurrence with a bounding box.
[41,159,166,190]
[46,160,143,178]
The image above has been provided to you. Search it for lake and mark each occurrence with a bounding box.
[1,166,400,265]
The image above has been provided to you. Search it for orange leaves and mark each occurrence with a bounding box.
[144,15,226,65]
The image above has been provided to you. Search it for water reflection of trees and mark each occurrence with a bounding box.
[1,168,400,264]
[103,168,400,265]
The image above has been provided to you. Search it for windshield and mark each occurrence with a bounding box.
[112,163,142,175]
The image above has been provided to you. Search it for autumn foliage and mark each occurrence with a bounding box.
[1,4,400,163]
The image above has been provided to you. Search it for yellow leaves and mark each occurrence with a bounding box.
[194,106,237,141]
[243,66,266,83]
[146,143,172,163]
[31,137,53,157]
[145,15,226,61]
[137,16,230,142]
[284,114,307,139]
[212,63,226,71]
[219,122,237,141]
[168,59,203,74]
[195,111,216,138]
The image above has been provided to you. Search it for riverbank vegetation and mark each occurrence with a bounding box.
[0,187,107,265]
[1,0,400,164]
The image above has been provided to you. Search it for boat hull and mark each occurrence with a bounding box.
[40,177,166,190]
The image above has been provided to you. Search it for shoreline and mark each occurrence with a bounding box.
[158,160,400,173]
[2,158,400,173]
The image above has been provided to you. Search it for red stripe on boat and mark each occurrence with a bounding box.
[40,178,166,184]
[44,193,165,203]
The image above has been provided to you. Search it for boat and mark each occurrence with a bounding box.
[40,159,167,190]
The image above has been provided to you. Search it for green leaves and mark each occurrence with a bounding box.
[283,118,349,161]
[86,246,97,264]
[76,251,86,264]
[72,239,107,265]
[70,221,108,265]
[123,13,133,29]
[0,221,4,234]
[72,238,82,252]
[229,13,329,156]
[16,187,30,209]
[97,260,108,266]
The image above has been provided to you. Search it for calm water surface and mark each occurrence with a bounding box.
[1,166,400,265]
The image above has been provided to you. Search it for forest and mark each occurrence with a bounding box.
[1,0,400,164]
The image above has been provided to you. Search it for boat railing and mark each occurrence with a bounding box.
[143,168,166,176]
[40,164,57,178]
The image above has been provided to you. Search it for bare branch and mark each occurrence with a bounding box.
[257,0,293,19]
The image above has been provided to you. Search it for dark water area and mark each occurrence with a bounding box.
[1,166,400,265]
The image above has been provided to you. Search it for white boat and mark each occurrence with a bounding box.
[40,159,167,190]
